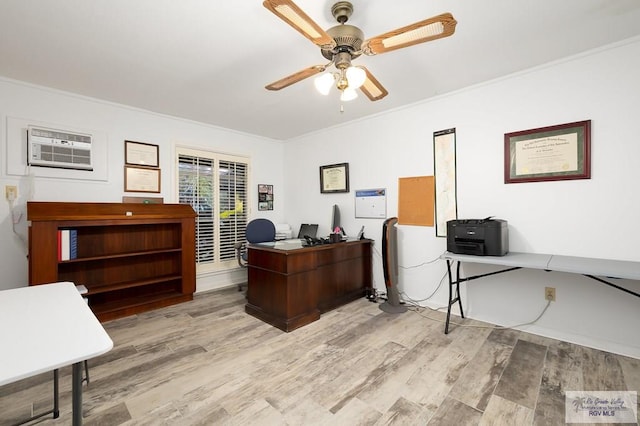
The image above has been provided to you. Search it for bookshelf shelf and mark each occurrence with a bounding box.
[28,202,196,322]
[59,248,183,264]
[77,274,185,295]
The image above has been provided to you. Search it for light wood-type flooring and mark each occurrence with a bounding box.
[1,287,638,425]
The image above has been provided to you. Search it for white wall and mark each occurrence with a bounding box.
[283,37,640,358]
[0,78,285,292]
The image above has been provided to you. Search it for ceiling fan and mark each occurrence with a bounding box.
[263,0,457,102]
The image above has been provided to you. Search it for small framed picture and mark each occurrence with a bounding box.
[258,184,273,211]
[320,163,349,193]
[125,140,159,168]
[124,166,161,193]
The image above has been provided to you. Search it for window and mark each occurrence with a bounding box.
[177,148,249,271]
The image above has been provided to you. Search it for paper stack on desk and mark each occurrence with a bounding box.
[275,224,292,240]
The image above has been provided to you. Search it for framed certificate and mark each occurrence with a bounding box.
[125,140,159,168]
[124,166,161,193]
[504,120,591,184]
[320,163,349,193]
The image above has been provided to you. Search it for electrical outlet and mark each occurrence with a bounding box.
[545,286,556,302]
[5,185,17,201]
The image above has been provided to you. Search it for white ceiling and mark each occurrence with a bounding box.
[1,0,640,141]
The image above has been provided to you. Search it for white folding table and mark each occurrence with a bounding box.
[0,282,113,425]
[440,251,640,334]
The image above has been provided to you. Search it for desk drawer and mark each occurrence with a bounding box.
[315,242,368,266]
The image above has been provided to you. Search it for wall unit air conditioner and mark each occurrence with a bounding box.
[28,126,93,171]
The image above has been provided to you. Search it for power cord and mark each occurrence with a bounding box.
[369,244,553,331]
[402,298,552,331]
[370,245,446,300]
[399,253,443,269]
[7,194,27,252]
[399,270,448,304]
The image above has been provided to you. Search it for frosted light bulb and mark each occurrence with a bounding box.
[340,88,358,101]
[346,66,366,89]
[314,73,334,95]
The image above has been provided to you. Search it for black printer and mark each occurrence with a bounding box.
[447,218,509,256]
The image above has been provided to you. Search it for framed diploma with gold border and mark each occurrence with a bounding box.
[124,166,161,193]
[320,163,349,193]
[504,120,591,184]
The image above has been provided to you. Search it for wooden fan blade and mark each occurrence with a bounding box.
[265,65,325,91]
[263,0,336,49]
[364,12,457,55]
[359,67,388,101]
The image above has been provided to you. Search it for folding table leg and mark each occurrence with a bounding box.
[53,368,59,418]
[72,362,83,425]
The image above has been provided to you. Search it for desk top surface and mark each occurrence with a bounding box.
[441,252,552,270]
[251,238,368,252]
[0,282,113,385]
[547,255,640,280]
[441,251,640,281]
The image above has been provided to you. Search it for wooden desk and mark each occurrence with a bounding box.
[246,239,372,332]
[0,282,113,425]
[440,251,640,334]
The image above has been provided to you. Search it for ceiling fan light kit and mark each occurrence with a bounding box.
[263,0,457,103]
[312,65,365,101]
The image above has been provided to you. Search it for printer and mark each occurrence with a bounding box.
[447,218,509,256]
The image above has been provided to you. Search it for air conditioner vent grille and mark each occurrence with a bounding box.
[28,126,93,171]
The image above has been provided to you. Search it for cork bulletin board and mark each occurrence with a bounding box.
[398,176,435,226]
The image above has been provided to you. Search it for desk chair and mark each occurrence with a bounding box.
[235,218,276,291]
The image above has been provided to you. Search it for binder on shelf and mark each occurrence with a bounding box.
[69,229,78,260]
[60,229,70,261]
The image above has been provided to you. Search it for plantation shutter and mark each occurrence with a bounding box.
[218,160,248,261]
[178,154,215,263]
[178,149,249,269]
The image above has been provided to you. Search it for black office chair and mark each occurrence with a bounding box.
[235,218,276,290]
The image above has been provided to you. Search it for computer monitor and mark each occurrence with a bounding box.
[331,204,346,235]
[331,204,340,232]
[297,223,318,239]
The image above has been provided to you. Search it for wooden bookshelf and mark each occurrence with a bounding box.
[27,202,196,322]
